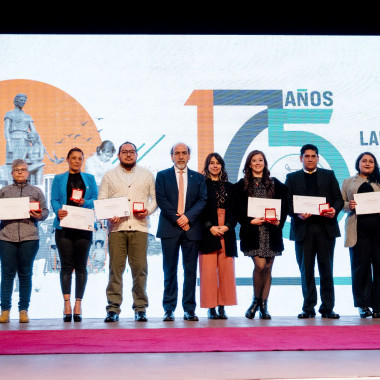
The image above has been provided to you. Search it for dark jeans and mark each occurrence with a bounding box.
[55,228,92,299]
[295,223,336,314]
[0,239,39,311]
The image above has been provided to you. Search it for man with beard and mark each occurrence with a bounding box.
[98,141,157,322]
[156,142,207,321]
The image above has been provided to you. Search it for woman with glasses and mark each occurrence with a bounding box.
[0,159,48,323]
[51,147,98,322]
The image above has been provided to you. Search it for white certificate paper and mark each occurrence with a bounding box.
[0,197,30,220]
[247,197,282,219]
[293,195,326,215]
[59,205,95,231]
[354,192,380,215]
[93,197,131,220]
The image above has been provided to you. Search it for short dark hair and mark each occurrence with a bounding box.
[67,147,84,159]
[300,144,319,156]
[118,141,137,154]
[97,140,116,155]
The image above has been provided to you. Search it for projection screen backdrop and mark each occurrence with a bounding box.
[0,34,379,318]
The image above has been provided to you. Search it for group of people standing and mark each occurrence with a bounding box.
[0,141,379,323]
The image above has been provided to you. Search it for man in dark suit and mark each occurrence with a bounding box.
[156,142,207,321]
[285,144,344,319]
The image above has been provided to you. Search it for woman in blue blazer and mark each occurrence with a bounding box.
[51,147,98,322]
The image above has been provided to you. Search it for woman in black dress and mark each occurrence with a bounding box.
[234,150,288,319]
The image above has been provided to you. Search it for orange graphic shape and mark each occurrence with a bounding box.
[185,90,214,172]
[0,79,101,176]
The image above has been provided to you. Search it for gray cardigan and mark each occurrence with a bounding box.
[0,182,49,242]
[341,174,380,247]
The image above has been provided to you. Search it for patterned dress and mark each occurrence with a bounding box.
[243,177,282,258]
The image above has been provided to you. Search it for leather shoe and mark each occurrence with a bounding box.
[135,311,148,322]
[73,314,82,322]
[184,311,199,321]
[321,311,340,319]
[207,308,218,320]
[163,310,175,321]
[372,310,380,318]
[359,307,372,318]
[104,311,119,322]
[298,311,316,319]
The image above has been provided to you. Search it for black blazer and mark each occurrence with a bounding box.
[233,177,288,253]
[285,168,344,241]
[199,179,238,257]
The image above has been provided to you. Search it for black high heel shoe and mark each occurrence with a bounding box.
[63,299,72,322]
[73,298,82,322]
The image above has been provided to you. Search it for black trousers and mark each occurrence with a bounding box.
[349,225,380,310]
[161,231,199,313]
[55,228,92,299]
[295,223,336,314]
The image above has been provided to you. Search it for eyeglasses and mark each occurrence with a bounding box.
[13,168,28,173]
[120,150,136,155]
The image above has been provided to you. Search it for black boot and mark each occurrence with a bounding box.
[259,299,271,320]
[207,308,218,320]
[217,305,228,319]
[245,296,261,319]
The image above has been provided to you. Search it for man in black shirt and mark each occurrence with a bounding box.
[285,144,344,319]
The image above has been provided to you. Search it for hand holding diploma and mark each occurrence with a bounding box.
[349,199,357,211]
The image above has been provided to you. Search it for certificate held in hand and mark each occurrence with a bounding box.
[248,197,281,219]
[59,205,95,231]
[0,197,30,220]
[293,195,326,215]
[94,197,131,220]
[354,192,380,215]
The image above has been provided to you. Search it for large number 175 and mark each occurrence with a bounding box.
[185,89,349,186]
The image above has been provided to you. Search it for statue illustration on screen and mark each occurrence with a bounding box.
[2,93,45,184]
[85,140,116,186]
[25,131,45,185]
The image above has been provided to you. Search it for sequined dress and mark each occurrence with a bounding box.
[243,177,282,258]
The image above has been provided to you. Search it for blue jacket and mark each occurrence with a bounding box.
[51,171,98,229]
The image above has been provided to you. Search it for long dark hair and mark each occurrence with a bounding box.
[203,152,228,182]
[355,151,380,184]
[243,150,274,197]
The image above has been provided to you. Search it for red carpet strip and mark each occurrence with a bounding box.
[0,325,379,355]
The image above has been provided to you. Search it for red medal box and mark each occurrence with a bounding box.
[30,201,41,213]
[70,188,83,202]
[319,203,333,215]
[133,202,145,214]
[265,208,277,221]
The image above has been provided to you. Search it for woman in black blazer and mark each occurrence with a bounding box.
[198,153,238,319]
[234,150,288,319]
